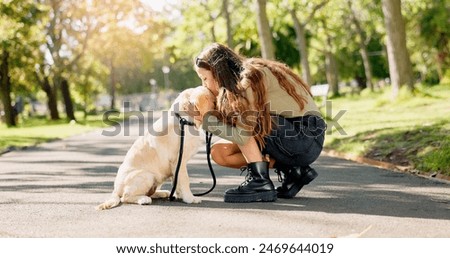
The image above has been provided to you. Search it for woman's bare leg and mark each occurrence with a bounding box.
[211,138,275,168]
[211,140,246,169]
[237,137,263,163]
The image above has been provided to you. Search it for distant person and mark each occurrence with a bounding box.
[187,43,326,203]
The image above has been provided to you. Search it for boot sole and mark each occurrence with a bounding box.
[277,169,318,199]
[224,191,277,203]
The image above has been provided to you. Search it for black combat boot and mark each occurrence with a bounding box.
[224,161,277,203]
[275,165,318,199]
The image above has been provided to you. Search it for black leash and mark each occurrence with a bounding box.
[169,113,216,201]
[198,131,216,196]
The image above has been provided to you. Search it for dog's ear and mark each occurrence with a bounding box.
[195,94,214,116]
[192,87,215,117]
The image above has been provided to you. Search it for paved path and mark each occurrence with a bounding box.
[0,121,449,238]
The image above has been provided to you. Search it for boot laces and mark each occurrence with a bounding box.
[274,168,285,183]
[239,166,254,186]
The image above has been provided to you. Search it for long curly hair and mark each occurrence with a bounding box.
[195,43,312,147]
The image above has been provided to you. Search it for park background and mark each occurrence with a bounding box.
[0,0,449,177]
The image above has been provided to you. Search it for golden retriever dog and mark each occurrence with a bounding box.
[96,86,215,210]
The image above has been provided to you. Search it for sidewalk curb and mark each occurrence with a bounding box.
[322,148,450,183]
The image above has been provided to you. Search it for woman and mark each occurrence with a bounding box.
[189,43,326,203]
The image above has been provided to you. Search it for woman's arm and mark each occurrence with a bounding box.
[202,112,253,146]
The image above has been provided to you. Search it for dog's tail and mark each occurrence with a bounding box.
[96,193,121,210]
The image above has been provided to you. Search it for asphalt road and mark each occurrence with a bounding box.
[0,120,449,238]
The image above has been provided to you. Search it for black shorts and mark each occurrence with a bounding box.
[262,115,326,167]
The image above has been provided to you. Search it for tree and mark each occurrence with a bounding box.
[199,0,223,43]
[346,0,374,91]
[70,54,108,118]
[223,0,233,47]
[307,1,347,97]
[417,0,449,82]
[322,19,339,96]
[285,0,328,86]
[86,1,133,110]
[255,0,275,59]
[87,1,168,109]
[41,0,100,121]
[0,50,14,126]
[381,0,414,98]
[1,0,46,126]
[34,64,60,120]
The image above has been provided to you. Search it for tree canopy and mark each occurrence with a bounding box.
[0,0,448,126]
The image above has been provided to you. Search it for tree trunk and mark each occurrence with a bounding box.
[436,40,448,82]
[41,76,60,120]
[255,0,275,59]
[60,78,76,121]
[0,50,16,127]
[290,10,313,86]
[223,0,233,48]
[347,0,373,91]
[381,0,414,98]
[359,46,373,90]
[325,50,339,97]
[83,82,88,120]
[109,59,116,110]
[210,24,217,43]
[324,34,339,97]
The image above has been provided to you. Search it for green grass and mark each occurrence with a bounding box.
[323,84,450,176]
[0,111,145,153]
[0,112,109,153]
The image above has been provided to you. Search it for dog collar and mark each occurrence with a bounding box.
[175,112,195,126]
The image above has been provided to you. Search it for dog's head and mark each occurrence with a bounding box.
[189,86,216,128]
[176,86,216,129]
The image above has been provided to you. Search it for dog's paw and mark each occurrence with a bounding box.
[191,197,202,204]
[137,196,152,205]
[182,196,202,204]
[151,190,171,199]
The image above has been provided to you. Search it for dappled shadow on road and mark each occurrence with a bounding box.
[0,181,113,195]
[0,130,127,197]
[1,124,449,222]
[161,156,450,221]
[28,140,132,157]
